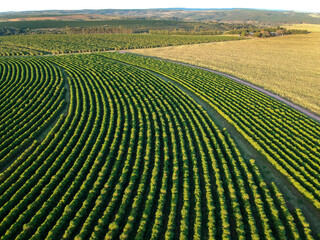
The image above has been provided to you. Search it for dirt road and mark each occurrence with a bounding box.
[150,56,320,123]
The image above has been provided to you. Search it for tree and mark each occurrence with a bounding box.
[241,30,248,37]
[261,31,271,38]
[276,30,285,36]
[253,32,262,37]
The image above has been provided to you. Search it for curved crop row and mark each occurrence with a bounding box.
[0,54,314,239]
[0,57,66,169]
[105,52,320,211]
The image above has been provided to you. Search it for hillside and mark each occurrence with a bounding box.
[1,8,320,24]
[0,9,320,240]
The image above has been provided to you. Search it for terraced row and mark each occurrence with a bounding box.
[0,54,313,239]
[105,52,320,211]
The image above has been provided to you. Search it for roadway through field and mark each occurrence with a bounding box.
[111,59,320,238]
[128,53,320,123]
[37,64,71,142]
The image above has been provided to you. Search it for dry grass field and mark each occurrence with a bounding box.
[283,24,320,32]
[131,25,320,115]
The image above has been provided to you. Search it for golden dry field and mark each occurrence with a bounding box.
[283,23,320,32]
[131,25,320,115]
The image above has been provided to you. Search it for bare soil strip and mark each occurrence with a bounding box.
[177,63,320,122]
[37,64,70,142]
[114,59,320,237]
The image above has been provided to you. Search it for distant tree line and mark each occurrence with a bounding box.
[0,27,31,36]
[0,20,262,36]
[227,26,309,38]
[0,21,309,37]
[0,26,64,36]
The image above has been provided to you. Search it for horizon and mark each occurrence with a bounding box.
[0,7,319,15]
[1,7,318,14]
[1,0,319,14]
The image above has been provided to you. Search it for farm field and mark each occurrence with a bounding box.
[104,52,320,213]
[131,26,320,115]
[0,34,242,56]
[0,53,317,239]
